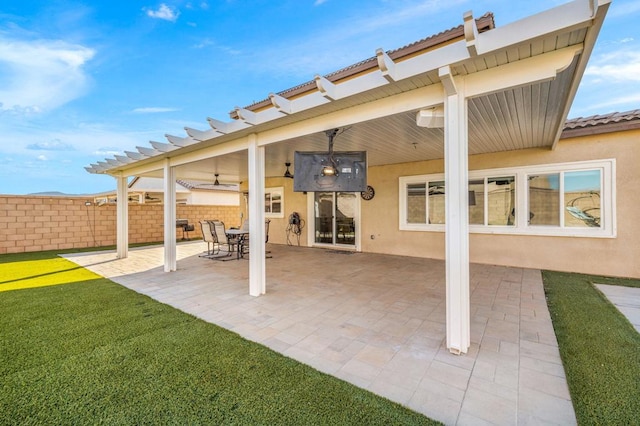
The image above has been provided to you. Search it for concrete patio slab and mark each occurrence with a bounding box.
[64,242,575,425]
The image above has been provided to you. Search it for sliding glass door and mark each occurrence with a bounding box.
[313,192,357,246]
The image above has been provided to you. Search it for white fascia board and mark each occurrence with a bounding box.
[551,0,611,150]
[477,0,600,55]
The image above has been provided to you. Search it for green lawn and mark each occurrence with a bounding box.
[0,252,437,425]
[542,271,640,425]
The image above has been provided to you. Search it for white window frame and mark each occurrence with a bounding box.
[264,186,284,219]
[399,159,616,238]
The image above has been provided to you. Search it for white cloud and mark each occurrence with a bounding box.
[586,93,640,111]
[37,154,48,161]
[314,0,328,5]
[0,38,95,113]
[145,4,179,22]
[26,139,75,151]
[93,148,122,156]
[131,107,180,113]
[584,50,640,83]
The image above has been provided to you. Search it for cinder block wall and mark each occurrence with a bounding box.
[0,195,240,254]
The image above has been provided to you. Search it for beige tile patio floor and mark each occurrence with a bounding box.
[64,242,575,425]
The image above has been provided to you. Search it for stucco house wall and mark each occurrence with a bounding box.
[359,128,639,278]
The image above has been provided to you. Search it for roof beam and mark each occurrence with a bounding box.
[114,155,134,164]
[125,150,147,160]
[439,65,458,96]
[91,163,108,171]
[478,0,600,55]
[96,161,110,170]
[207,118,230,134]
[105,158,122,166]
[269,93,292,115]
[376,48,397,82]
[185,126,218,141]
[165,134,195,147]
[314,75,337,101]
[234,107,258,125]
[464,45,582,98]
[137,146,160,157]
[463,11,479,56]
[207,117,251,134]
[149,141,177,152]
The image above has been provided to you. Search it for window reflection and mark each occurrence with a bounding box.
[469,179,484,225]
[529,174,560,226]
[428,181,445,224]
[564,170,601,228]
[488,177,515,226]
[407,183,426,224]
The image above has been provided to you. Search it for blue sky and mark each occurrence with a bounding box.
[1,0,639,195]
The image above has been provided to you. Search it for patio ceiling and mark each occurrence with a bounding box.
[142,59,578,184]
[86,0,608,185]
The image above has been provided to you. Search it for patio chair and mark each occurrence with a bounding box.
[239,219,271,259]
[209,220,238,259]
[199,220,219,257]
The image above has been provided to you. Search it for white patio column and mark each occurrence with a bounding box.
[116,174,128,259]
[163,159,177,272]
[441,66,470,354]
[247,134,266,296]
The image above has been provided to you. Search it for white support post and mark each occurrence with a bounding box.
[247,134,266,296]
[163,159,177,272]
[116,174,129,259]
[440,66,471,355]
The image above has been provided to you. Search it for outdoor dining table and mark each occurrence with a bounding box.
[225,229,249,259]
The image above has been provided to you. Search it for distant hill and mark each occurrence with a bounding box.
[28,191,81,197]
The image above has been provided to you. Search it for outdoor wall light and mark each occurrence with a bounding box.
[214,173,220,185]
[283,162,294,179]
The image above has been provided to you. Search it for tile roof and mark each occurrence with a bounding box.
[561,109,640,138]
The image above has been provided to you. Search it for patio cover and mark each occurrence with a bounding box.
[86,0,611,354]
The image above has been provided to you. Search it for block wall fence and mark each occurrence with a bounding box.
[0,195,241,254]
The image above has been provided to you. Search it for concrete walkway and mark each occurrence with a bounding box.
[596,284,640,333]
[64,242,575,425]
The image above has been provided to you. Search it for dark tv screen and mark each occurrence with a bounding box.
[293,151,367,192]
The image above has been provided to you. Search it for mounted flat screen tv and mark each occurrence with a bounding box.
[293,151,367,192]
